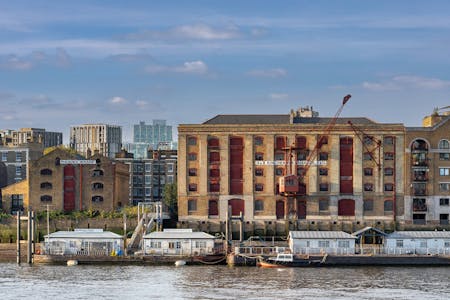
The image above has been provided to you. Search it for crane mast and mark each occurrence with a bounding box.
[279,94,351,197]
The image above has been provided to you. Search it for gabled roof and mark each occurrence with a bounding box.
[352,227,388,237]
[289,231,356,239]
[387,231,450,239]
[44,229,123,239]
[143,229,215,240]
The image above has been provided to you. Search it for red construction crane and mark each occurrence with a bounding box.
[279,94,351,196]
[347,120,382,170]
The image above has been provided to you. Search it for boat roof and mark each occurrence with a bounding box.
[289,231,356,239]
[44,229,123,239]
[387,231,450,239]
[143,229,215,239]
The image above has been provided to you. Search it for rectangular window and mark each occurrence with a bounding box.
[440,198,450,206]
[1,152,7,162]
[297,152,307,160]
[363,200,374,211]
[318,241,330,248]
[15,152,22,162]
[384,168,394,176]
[209,183,220,192]
[319,152,328,161]
[384,183,394,191]
[319,183,328,191]
[188,137,197,145]
[167,175,174,184]
[364,183,373,192]
[384,136,394,145]
[439,168,450,176]
[319,199,329,211]
[254,136,263,146]
[396,240,404,248]
[15,166,22,176]
[439,183,450,192]
[209,168,220,177]
[255,168,264,176]
[419,240,427,248]
[338,241,350,248]
[188,168,197,176]
[188,184,197,192]
[145,175,151,184]
[275,168,284,176]
[255,153,264,161]
[167,163,174,173]
[440,153,450,161]
[145,188,151,196]
[363,152,372,161]
[195,241,207,249]
[319,168,328,176]
[275,152,285,161]
[254,200,264,212]
[150,241,161,248]
[364,168,373,176]
[255,183,264,192]
[188,199,197,212]
[188,153,197,161]
[444,240,450,248]
[384,152,394,160]
[145,163,152,172]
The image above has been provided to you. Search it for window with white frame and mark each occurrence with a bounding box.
[419,240,427,248]
[396,240,403,248]
[338,240,350,248]
[1,152,7,161]
[167,163,174,173]
[145,163,152,172]
[318,240,330,248]
[15,166,22,176]
[444,240,450,248]
[440,198,449,206]
[439,168,450,176]
[15,152,22,162]
[167,175,174,184]
[439,139,450,149]
[195,241,207,248]
[150,241,161,248]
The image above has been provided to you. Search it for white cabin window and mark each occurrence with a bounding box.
[318,241,330,248]
[444,240,450,248]
[419,240,427,248]
[338,240,350,248]
[396,240,404,248]
[195,241,206,248]
[150,241,161,248]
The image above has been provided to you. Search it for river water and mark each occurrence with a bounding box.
[1,263,450,299]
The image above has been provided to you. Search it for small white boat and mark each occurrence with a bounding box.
[67,260,78,266]
[175,260,186,266]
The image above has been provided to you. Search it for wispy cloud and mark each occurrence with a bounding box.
[362,75,450,91]
[269,93,289,100]
[109,96,128,105]
[247,68,287,78]
[145,60,208,75]
[125,24,243,41]
[0,49,71,70]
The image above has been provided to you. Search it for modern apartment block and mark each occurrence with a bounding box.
[1,128,62,148]
[0,143,44,188]
[115,149,177,205]
[70,124,122,159]
[177,106,450,235]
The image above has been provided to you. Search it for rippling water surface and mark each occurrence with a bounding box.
[1,263,450,299]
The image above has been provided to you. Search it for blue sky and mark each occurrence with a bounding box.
[1,0,449,143]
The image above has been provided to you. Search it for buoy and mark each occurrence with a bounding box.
[67,260,78,266]
[175,260,186,267]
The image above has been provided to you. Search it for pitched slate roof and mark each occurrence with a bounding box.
[202,114,378,125]
[289,231,356,239]
[352,226,388,237]
[387,231,450,239]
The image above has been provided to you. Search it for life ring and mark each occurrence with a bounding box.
[35,249,40,255]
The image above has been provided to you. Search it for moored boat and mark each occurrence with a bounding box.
[258,253,323,268]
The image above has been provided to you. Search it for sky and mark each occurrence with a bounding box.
[1,0,450,144]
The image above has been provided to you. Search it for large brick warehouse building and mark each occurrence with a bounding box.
[177,105,450,236]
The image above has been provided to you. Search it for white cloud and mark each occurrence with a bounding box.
[145,60,208,75]
[247,68,287,78]
[270,93,289,100]
[0,49,72,71]
[110,96,127,104]
[126,24,241,41]
[362,75,450,91]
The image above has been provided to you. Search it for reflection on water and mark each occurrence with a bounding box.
[1,263,450,299]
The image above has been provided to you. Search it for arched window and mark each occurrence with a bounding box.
[92,195,104,202]
[92,182,104,190]
[40,195,52,202]
[40,169,53,176]
[40,182,52,189]
[439,139,450,149]
[411,139,428,151]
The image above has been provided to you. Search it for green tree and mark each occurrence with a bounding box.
[163,183,178,219]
